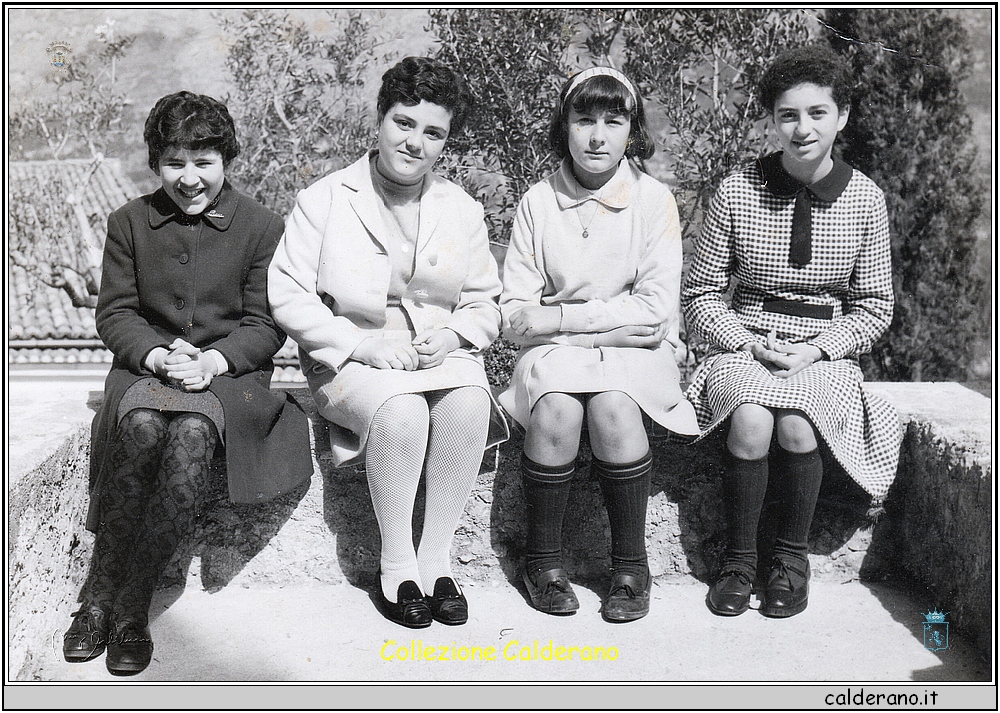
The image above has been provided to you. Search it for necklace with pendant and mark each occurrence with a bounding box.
[574,182,603,239]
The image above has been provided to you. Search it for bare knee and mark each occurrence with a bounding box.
[525,393,584,463]
[587,391,648,462]
[775,410,818,452]
[727,403,774,460]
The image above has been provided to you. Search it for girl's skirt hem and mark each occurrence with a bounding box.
[498,343,701,438]
[117,377,226,441]
[305,349,508,466]
[684,350,901,500]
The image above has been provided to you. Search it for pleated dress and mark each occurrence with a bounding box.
[682,154,902,503]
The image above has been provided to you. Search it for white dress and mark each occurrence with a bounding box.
[498,159,699,437]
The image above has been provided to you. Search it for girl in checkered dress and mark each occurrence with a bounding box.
[682,45,901,619]
[500,67,699,623]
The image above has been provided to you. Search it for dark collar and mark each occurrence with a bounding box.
[758,152,853,202]
[148,181,239,230]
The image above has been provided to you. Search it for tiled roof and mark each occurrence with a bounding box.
[9,158,138,346]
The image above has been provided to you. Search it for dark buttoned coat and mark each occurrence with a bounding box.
[87,184,312,531]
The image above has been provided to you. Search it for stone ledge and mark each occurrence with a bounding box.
[6,383,991,679]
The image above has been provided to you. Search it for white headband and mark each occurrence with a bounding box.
[565,66,637,107]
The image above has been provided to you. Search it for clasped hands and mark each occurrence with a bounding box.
[149,338,223,391]
[508,305,667,347]
[351,328,462,370]
[742,330,824,378]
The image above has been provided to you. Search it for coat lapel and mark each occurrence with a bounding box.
[342,154,388,251]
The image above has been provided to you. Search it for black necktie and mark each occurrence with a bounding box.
[757,153,854,269]
[790,189,812,267]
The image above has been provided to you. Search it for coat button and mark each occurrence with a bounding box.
[175,298,185,310]
[179,253,189,264]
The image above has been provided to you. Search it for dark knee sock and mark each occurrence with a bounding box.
[722,453,769,577]
[113,414,217,623]
[81,409,169,611]
[773,448,823,567]
[521,454,575,575]
[594,451,652,576]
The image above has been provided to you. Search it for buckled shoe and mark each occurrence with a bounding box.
[378,580,432,629]
[426,577,468,626]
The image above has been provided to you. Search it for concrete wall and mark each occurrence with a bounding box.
[7,383,991,679]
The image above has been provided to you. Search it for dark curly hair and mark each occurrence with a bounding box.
[143,91,240,172]
[377,57,474,135]
[548,71,655,162]
[757,44,853,115]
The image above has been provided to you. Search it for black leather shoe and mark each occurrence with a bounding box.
[603,569,651,623]
[426,577,468,626]
[707,568,753,616]
[760,558,809,618]
[378,580,432,629]
[63,606,109,662]
[105,619,153,676]
[522,565,579,615]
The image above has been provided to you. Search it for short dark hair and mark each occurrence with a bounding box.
[757,44,853,114]
[376,57,474,135]
[548,72,654,162]
[143,91,240,172]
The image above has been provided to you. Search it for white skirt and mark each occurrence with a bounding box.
[305,344,508,466]
[685,349,902,501]
[498,343,700,437]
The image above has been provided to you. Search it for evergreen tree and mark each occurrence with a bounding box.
[824,8,989,381]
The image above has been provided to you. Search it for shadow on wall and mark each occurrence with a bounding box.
[485,423,885,592]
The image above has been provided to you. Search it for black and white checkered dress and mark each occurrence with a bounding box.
[682,154,902,502]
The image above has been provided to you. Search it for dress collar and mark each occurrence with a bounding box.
[758,152,853,202]
[554,158,635,210]
[148,181,238,230]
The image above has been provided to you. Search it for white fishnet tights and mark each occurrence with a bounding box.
[366,387,490,602]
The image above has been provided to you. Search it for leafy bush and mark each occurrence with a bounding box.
[429,8,574,244]
[216,9,386,215]
[9,21,136,309]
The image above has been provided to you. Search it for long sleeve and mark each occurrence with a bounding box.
[206,211,286,375]
[268,183,369,372]
[499,196,599,349]
[809,193,894,359]
[443,207,502,351]
[95,210,169,372]
[681,186,759,352]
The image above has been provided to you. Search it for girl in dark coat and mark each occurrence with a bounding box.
[63,92,312,675]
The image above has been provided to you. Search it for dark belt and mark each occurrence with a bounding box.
[762,299,834,320]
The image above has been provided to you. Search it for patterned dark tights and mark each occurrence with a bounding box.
[80,408,218,624]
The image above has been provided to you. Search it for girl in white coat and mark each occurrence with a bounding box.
[269,58,507,629]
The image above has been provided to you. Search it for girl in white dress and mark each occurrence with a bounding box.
[499,67,699,622]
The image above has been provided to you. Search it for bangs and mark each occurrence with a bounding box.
[163,116,225,152]
[567,74,635,116]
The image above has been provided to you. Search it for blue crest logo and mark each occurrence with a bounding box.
[46,41,73,71]
[922,608,949,651]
